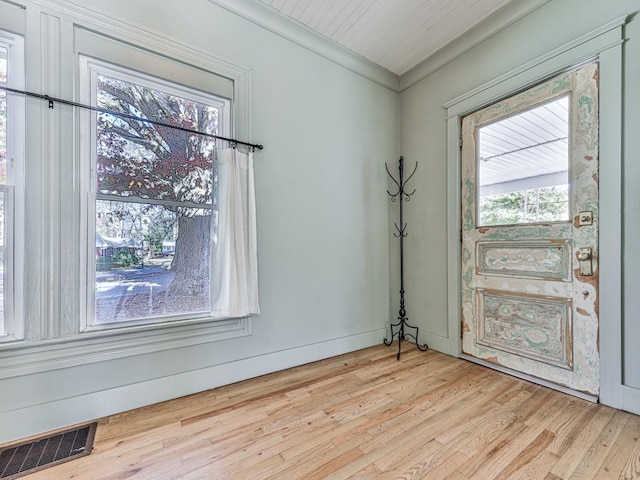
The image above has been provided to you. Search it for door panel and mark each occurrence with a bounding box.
[461,63,599,396]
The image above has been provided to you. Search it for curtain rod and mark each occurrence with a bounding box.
[0,85,264,150]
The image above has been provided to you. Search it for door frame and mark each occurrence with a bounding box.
[443,16,627,405]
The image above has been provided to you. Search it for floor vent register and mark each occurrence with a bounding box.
[0,423,97,479]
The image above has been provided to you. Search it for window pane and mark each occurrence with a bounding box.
[479,185,569,226]
[478,190,525,226]
[477,96,569,226]
[0,47,7,184]
[96,74,218,205]
[95,200,211,324]
[93,68,225,327]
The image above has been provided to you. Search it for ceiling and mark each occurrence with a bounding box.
[478,96,569,195]
[247,0,517,75]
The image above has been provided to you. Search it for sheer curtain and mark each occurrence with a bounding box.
[211,147,260,318]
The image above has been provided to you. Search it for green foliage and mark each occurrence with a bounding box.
[111,249,140,267]
[479,185,569,226]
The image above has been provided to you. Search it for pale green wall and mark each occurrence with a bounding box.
[0,0,397,443]
[399,0,638,388]
[2,0,638,444]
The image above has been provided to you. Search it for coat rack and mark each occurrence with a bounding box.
[384,156,428,360]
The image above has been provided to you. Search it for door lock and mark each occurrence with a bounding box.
[577,247,593,276]
[578,211,594,226]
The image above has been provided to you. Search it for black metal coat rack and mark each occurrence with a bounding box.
[384,156,428,360]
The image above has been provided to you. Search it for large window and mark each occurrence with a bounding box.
[0,31,24,342]
[84,59,230,328]
[0,18,254,375]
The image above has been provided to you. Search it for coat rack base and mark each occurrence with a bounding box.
[384,317,428,360]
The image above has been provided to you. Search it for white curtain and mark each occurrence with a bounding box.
[211,147,260,318]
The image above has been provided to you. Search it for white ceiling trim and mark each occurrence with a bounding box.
[208,0,553,94]
[399,0,551,92]
[206,0,401,92]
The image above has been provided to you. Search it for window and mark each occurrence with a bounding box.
[0,47,7,334]
[0,20,254,375]
[477,96,570,226]
[83,58,230,329]
[0,31,24,341]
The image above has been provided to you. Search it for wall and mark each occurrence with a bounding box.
[399,0,638,407]
[0,0,398,443]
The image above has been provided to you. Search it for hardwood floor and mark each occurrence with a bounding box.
[13,345,640,479]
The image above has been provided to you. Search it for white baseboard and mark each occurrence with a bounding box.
[0,329,385,445]
[419,333,458,357]
[621,385,640,416]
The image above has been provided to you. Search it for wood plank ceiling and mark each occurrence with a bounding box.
[248,0,516,75]
[478,96,569,192]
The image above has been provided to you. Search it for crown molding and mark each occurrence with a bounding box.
[206,0,400,92]
[14,0,399,90]
[12,0,551,94]
[443,13,629,115]
[399,0,552,92]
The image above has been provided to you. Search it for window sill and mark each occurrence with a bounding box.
[0,316,251,380]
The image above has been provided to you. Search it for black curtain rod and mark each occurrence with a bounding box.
[0,85,264,150]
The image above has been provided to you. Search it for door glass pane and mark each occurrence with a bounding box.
[477,95,570,226]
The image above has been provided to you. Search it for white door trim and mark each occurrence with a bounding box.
[444,18,627,408]
[444,15,628,117]
[598,37,624,410]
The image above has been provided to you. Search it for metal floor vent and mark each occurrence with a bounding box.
[0,423,97,479]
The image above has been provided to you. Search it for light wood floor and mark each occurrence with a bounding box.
[17,345,640,479]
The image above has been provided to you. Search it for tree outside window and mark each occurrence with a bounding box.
[92,67,228,325]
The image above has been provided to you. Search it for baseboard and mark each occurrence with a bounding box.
[621,385,640,416]
[0,329,385,445]
[419,333,459,357]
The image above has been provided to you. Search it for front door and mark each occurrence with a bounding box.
[460,62,599,396]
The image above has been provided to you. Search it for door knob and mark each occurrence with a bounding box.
[578,247,593,275]
[577,249,591,261]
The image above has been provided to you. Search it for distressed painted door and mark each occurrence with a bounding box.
[461,63,599,396]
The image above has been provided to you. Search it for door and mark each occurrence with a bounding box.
[460,63,599,396]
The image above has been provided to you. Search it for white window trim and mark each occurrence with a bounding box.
[0,317,251,380]
[0,11,254,378]
[0,30,25,343]
[83,57,232,132]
